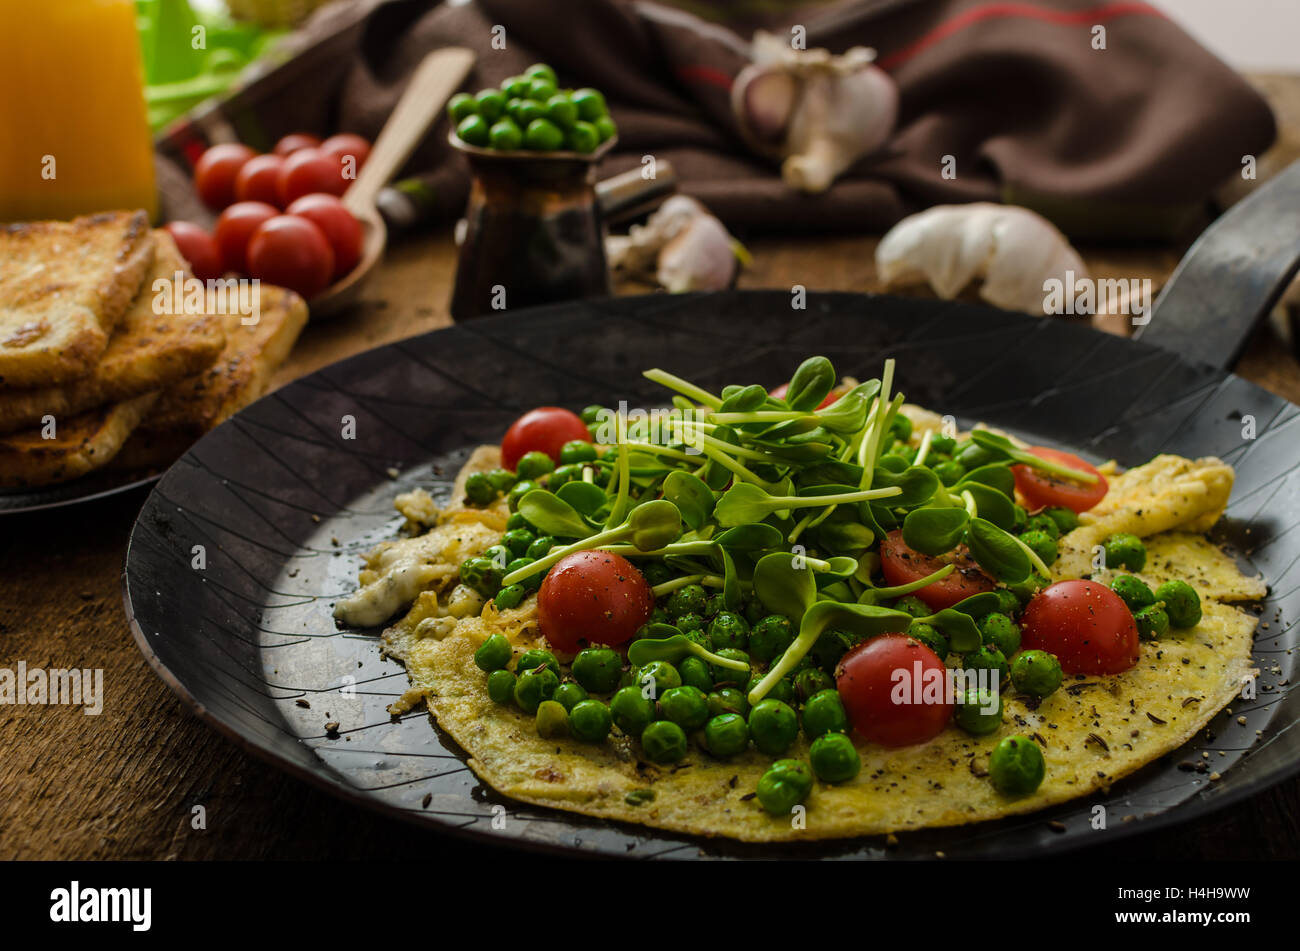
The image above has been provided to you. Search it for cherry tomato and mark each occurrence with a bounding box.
[214,200,278,274]
[836,634,953,747]
[536,550,654,652]
[769,381,837,409]
[233,154,286,207]
[500,407,591,470]
[319,133,371,172]
[193,143,255,211]
[162,221,222,282]
[286,194,362,279]
[1013,447,1108,514]
[1021,579,1140,675]
[272,133,322,156]
[246,215,335,299]
[878,530,994,611]
[276,148,347,206]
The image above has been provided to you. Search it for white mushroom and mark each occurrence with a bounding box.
[875,203,1088,316]
[607,195,746,292]
[732,31,898,194]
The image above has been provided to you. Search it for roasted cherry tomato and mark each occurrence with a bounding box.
[1021,579,1140,675]
[318,132,372,172]
[276,148,347,206]
[272,133,322,156]
[536,550,654,652]
[836,634,953,747]
[193,143,255,210]
[500,407,591,471]
[1013,447,1108,514]
[286,193,362,279]
[163,221,222,281]
[769,382,837,409]
[879,530,994,611]
[214,200,278,274]
[233,153,286,207]
[246,214,335,299]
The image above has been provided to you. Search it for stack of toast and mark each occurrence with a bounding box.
[0,211,308,489]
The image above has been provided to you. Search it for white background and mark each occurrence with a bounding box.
[1147,0,1299,70]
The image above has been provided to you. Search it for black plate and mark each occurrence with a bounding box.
[123,291,1300,858]
[0,470,160,514]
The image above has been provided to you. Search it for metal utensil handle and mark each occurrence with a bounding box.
[1139,158,1300,370]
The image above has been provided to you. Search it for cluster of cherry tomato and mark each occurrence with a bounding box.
[163,132,372,300]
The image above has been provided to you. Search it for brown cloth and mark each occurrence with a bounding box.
[157,0,1275,239]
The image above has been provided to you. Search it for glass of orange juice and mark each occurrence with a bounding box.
[0,0,157,222]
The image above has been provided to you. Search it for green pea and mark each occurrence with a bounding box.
[1154,579,1201,628]
[486,669,516,705]
[547,464,584,489]
[1111,574,1155,611]
[665,583,708,620]
[525,62,557,84]
[558,440,596,465]
[1010,649,1062,697]
[504,512,531,531]
[543,93,578,129]
[566,120,600,154]
[1019,529,1058,566]
[906,621,949,659]
[978,612,1021,656]
[1135,604,1170,640]
[515,98,546,126]
[1011,504,1029,533]
[447,92,477,122]
[703,592,727,618]
[569,699,612,742]
[1043,506,1079,535]
[892,595,931,618]
[1104,533,1147,572]
[801,689,849,739]
[749,672,794,707]
[640,720,688,763]
[456,113,491,147]
[520,537,553,562]
[658,685,709,730]
[710,649,750,687]
[933,460,964,485]
[708,612,749,650]
[707,687,749,719]
[507,479,539,511]
[991,587,1020,616]
[482,544,510,567]
[580,404,604,425]
[964,645,1008,685]
[487,468,517,493]
[749,699,798,756]
[464,471,496,506]
[501,528,535,558]
[505,558,542,593]
[1007,573,1047,605]
[474,88,506,121]
[571,648,623,693]
[535,699,569,738]
[748,615,794,662]
[488,118,522,151]
[957,443,998,470]
[809,733,861,784]
[500,74,529,97]
[679,656,714,692]
[513,666,558,713]
[641,562,674,587]
[515,451,554,480]
[572,87,607,120]
[954,687,1003,735]
[593,115,617,143]
[989,735,1046,795]
[638,660,681,698]
[743,597,768,626]
[703,713,749,758]
[1023,513,1061,540]
[459,556,503,597]
[610,686,656,736]
[474,633,512,672]
[676,612,705,634]
[553,682,589,712]
[756,759,814,815]
[930,434,957,455]
[516,648,558,676]
[794,667,835,703]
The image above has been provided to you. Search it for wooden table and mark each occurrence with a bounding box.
[5,85,1300,862]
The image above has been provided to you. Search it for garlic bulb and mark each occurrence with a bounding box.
[732,31,898,194]
[876,203,1088,316]
[607,195,743,292]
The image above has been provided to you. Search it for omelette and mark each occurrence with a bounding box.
[335,367,1266,843]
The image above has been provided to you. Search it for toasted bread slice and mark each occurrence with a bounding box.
[0,231,226,434]
[0,391,158,489]
[113,284,308,469]
[0,211,154,387]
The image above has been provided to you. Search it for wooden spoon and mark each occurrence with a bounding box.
[311,47,476,318]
